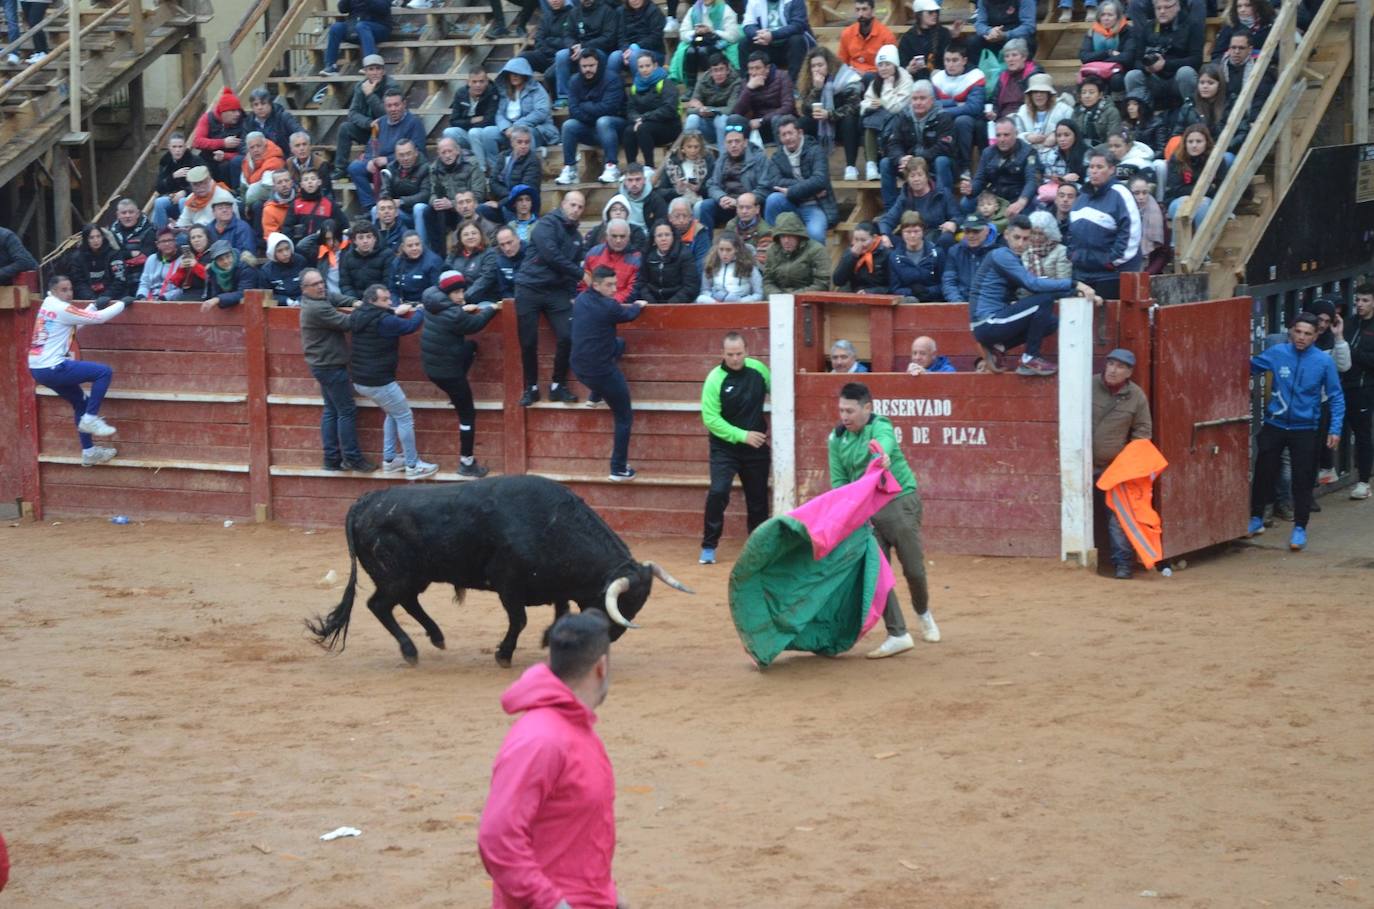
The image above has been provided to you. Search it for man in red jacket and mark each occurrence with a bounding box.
[478,611,625,909]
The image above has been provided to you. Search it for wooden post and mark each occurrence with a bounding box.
[1275,4,1295,192]
[129,0,146,54]
[129,74,147,176]
[6,272,43,519]
[179,35,203,113]
[68,0,81,134]
[242,290,273,521]
[1357,0,1371,143]
[218,40,237,91]
[80,144,98,218]
[499,300,528,475]
[1057,296,1095,567]
[769,293,796,515]
[52,147,72,246]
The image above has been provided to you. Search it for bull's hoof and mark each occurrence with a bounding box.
[430,635,446,650]
[495,653,513,668]
[401,645,419,665]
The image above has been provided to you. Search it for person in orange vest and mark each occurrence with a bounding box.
[1092,348,1153,578]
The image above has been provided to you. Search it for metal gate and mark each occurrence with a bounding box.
[1150,296,1253,558]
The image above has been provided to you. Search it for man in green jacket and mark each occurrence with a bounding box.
[828,381,940,658]
[762,211,831,295]
[700,331,772,565]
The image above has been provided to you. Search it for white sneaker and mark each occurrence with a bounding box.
[78,414,117,436]
[405,460,439,480]
[26,51,46,65]
[383,459,406,474]
[866,632,914,659]
[919,611,941,643]
[598,162,622,183]
[642,165,654,183]
[6,52,20,65]
[1317,467,1337,485]
[1351,481,1371,500]
[843,165,859,181]
[406,0,433,7]
[865,161,880,181]
[663,15,679,33]
[81,446,117,467]
[555,164,579,185]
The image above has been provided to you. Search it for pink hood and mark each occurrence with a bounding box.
[479,663,618,909]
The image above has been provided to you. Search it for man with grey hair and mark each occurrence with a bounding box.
[830,339,869,373]
[240,131,286,207]
[667,196,711,270]
[907,335,956,375]
[582,217,643,306]
[880,78,957,206]
[419,136,489,255]
[1068,145,1141,299]
[297,268,374,473]
[285,131,328,191]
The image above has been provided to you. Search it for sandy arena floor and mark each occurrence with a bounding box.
[1,498,1372,908]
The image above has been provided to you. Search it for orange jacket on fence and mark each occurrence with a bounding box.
[1096,438,1168,569]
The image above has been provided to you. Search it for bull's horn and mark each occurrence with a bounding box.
[603,576,639,629]
[645,561,695,595]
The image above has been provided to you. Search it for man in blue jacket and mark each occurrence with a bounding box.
[571,265,646,481]
[1247,313,1346,551]
[968,119,1039,217]
[941,213,997,303]
[1069,148,1142,299]
[347,89,428,209]
[968,215,1100,376]
[515,191,587,406]
[556,51,626,186]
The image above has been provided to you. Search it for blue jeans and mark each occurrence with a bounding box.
[1167,195,1213,243]
[683,111,729,149]
[152,196,182,230]
[348,159,380,208]
[879,155,954,209]
[325,19,390,68]
[764,194,828,243]
[5,0,20,43]
[468,124,542,176]
[606,44,661,80]
[31,359,114,450]
[576,367,633,473]
[561,116,625,167]
[353,380,419,467]
[410,202,435,251]
[311,364,363,465]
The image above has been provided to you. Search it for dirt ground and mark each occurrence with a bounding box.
[2,497,1372,909]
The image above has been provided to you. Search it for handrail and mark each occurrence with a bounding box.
[40,0,278,267]
[0,0,129,105]
[1174,0,1346,271]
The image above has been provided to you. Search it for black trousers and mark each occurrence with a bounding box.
[428,345,478,457]
[1251,424,1320,527]
[623,119,682,167]
[702,442,771,548]
[801,110,862,167]
[334,121,370,174]
[516,287,572,388]
[1343,387,1374,482]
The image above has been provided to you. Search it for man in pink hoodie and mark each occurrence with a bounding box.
[479,612,625,909]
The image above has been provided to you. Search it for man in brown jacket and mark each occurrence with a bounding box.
[1092,348,1153,579]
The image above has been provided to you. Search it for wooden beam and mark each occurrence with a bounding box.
[52,146,72,249]
[1276,8,1296,192]
[1357,0,1371,143]
[129,0,146,54]
[217,40,237,89]
[67,0,81,134]
[237,0,320,95]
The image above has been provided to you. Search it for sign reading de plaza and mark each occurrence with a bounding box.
[873,398,988,447]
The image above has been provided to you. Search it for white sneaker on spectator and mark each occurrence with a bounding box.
[81,446,117,467]
[663,15,679,32]
[406,0,433,7]
[844,165,859,180]
[865,161,880,181]
[6,52,20,65]
[599,163,622,183]
[383,459,406,474]
[555,165,578,185]
[1317,467,1337,485]
[919,610,941,642]
[642,165,654,183]
[406,460,439,480]
[866,633,914,659]
[1351,481,1371,500]
[78,414,117,436]
[26,51,46,64]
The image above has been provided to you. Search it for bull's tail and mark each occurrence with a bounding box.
[305,502,362,652]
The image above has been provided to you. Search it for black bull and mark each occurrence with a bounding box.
[306,475,694,665]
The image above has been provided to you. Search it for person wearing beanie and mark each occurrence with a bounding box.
[499,184,540,243]
[420,271,502,477]
[191,86,247,185]
[28,273,127,467]
[261,232,308,305]
[859,43,914,181]
[200,239,261,311]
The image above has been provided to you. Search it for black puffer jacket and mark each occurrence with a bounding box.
[339,245,390,299]
[349,301,423,387]
[68,227,128,300]
[639,238,699,304]
[109,214,158,275]
[419,287,500,379]
[514,209,585,294]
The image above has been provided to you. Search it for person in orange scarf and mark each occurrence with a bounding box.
[1091,348,1154,578]
[239,132,286,208]
[831,221,891,293]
